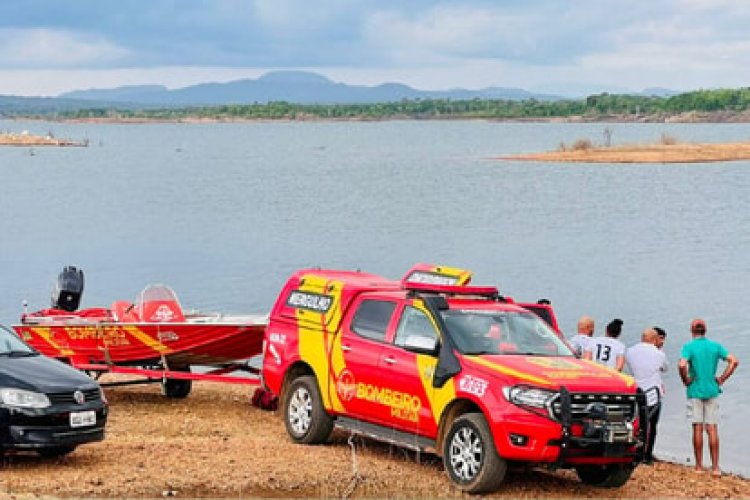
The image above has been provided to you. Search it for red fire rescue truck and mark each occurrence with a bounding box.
[261,264,646,493]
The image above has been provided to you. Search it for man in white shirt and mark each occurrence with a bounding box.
[568,315,594,357]
[626,327,668,465]
[584,318,626,371]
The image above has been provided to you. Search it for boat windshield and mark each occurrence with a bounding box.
[136,284,185,322]
[0,325,37,355]
[441,309,573,356]
[137,284,180,304]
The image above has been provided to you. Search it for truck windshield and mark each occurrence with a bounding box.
[0,325,37,355]
[441,309,573,356]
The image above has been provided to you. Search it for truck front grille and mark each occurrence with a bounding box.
[550,393,637,423]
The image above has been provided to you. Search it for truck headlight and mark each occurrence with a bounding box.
[503,386,557,409]
[0,388,51,409]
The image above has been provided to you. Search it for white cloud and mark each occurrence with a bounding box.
[0,28,129,68]
[363,6,538,65]
[680,0,750,15]
[1,2,750,96]
[251,0,352,35]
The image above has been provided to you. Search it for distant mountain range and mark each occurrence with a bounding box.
[57,71,565,106]
[0,71,680,115]
[0,95,121,115]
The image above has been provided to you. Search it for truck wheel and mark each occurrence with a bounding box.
[284,376,333,444]
[162,378,192,398]
[575,463,634,487]
[443,413,507,494]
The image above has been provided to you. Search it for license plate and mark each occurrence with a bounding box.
[70,410,96,428]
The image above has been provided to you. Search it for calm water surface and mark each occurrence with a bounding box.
[1,119,749,475]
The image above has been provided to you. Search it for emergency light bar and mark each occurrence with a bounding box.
[403,282,499,298]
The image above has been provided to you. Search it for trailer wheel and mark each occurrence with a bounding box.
[443,413,506,494]
[575,463,634,487]
[284,376,333,444]
[162,378,192,398]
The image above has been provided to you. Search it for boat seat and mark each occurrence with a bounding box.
[140,300,185,323]
[77,307,112,321]
[111,301,139,322]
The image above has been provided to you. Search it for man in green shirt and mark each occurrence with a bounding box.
[678,319,739,476]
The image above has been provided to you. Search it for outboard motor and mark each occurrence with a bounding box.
[51,265,84,312]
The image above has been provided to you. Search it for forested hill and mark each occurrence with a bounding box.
[5,88,750,122]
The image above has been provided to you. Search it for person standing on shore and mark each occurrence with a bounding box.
[626,327,668,464]
[584,318,626,371]
[568,316,595,357]
[678,318,739,476]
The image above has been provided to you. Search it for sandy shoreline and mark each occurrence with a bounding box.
[0,132,87,147]
[502,142,750,163]
[1,380,747,498]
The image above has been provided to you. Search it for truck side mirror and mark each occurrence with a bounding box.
[402,335,438,355]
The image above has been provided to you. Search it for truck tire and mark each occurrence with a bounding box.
[443,413,507,494]
[162,378,192,398]
[284,375,333,444]
[575,463,634,487]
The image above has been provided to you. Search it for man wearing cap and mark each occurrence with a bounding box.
[678,319,739,476]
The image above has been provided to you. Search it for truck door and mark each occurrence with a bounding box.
[377,304,440,436]
[334,298,398,426]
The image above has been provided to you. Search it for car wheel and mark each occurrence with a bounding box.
[162,378,192,398]
[284,375,333,444]
[38,446,76,458]
[443,412,506,493]
[575,463,634,487]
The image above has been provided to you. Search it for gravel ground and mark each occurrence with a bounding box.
[1,379,748,499]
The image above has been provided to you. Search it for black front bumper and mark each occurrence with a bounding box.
[1,405,107,450]
[552,387,643,467]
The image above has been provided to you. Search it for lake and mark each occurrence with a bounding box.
[1,119,749,476]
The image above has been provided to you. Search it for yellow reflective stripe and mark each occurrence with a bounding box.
[29,327,76,357]
[296,275,344,411]
[326,281,346,412]
[122,325,172,354]
[410,299,456,425]
[416,354,455,426]
[466,356,554,387]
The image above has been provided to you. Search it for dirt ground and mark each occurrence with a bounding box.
[1,379,748,499]
[502,142,750,163]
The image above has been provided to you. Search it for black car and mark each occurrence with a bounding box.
[0,324,107,457]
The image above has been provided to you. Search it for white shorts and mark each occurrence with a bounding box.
[687,398,719,425]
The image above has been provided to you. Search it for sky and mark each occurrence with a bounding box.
[1,0,749,97]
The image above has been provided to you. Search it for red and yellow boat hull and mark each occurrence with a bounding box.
[13,319,267,368]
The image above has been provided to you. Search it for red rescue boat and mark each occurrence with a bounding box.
[13,266,267,398]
